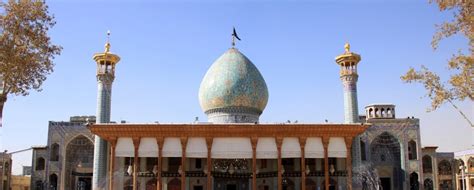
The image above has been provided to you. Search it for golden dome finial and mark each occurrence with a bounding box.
[344,42,350,53]
[105,30,111,53]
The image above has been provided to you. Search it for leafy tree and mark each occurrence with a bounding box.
[401,0,473,127]
[0,0,61,127]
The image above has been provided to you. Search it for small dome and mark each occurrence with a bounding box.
[199,48,269,114]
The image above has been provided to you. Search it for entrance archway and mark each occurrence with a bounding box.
[370,132,402,190]
[65,135,94,190]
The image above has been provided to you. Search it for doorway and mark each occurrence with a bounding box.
[380,177,391,190]
[226,184,237,190]
[77,177,91,190]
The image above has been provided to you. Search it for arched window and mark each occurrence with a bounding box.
[360,140,366,161]
[36,157,45,171]
[49,174,58,190]
[438,160,452,175]
[424,178,433,190]
[50,143,59,161]
[408,140,417,160]
[368,108,373,118]
[422,155,433,173]
[409,172,419,190]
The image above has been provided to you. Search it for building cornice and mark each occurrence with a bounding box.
[88,123,369,142]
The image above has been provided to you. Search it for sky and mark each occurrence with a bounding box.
[0,0,472,175]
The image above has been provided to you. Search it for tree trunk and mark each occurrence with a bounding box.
[0,95,6,128]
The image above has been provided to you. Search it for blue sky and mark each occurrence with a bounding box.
[1,0,472,174]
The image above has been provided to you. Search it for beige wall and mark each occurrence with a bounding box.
[10,176,30,190]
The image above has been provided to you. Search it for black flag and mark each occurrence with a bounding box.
[232,27,241,41]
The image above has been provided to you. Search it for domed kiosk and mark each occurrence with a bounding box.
[199,47,268,123]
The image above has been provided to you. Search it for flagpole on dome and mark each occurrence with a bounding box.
[232,27,241,48]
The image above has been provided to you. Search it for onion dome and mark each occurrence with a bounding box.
[198,48,269,123]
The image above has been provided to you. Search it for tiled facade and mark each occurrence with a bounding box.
[30,116,95,190]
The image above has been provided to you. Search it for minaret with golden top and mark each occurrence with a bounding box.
[92,31,120,190]
[335,43,361,124]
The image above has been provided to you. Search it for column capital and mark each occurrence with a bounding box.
[251,136,258,150]
[299,136,307,148]
[205,137,213,150]
[156,137,164,148]
[132,137,140,149]
[108,137,117,147]
[322,136,330,148]
[345,137,354,148]
[180,137,188,149]
[276,136,284,149]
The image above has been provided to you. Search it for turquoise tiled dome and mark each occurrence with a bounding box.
[199,48,269,114]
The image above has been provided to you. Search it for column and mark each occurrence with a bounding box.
[276,137,283,190]
[300,137,307,190]
[206,138,213,190]
[133,138,140,190]
[323,137,329,190]
[180,137,188,190]
[157,137,164,190]
[109,138,117,190]
[345,137,353,190]
[251,137,258,190]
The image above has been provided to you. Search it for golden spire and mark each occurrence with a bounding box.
[105,30,111,53]
[344,42,350,53]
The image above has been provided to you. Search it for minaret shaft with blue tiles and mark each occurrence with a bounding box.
[92,33,120,190]
[335,43,362,172]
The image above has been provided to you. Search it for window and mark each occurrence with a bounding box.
[438,160,452,175]
[36,157,45,171]
[360,140,366,161]
[422,155,433,173]
[195,159,202,169]
[146,157,157,172]
[408,140,417,160]
[260,159,267,169]
[50,143,59,161]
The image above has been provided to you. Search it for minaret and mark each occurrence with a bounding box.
[92,31,120,190]
[335,43,361,123]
